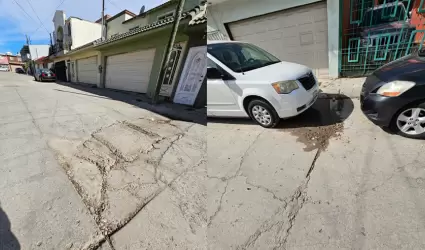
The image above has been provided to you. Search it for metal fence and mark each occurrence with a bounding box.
[340,0,425,77]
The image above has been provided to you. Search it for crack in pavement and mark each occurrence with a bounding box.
[49,117,203,248]
[122,121,161,138]
[150,123,196,183]
[15,89,43,136]
[208,180,229,227]
[354,154,422,197]
[244,177,286,203]
[237,147,321,250]
[208,131,265,226]
[105,157,206,238]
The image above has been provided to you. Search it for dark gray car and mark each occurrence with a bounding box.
[34,69,56,82]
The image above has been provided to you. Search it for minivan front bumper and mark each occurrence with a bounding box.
[273,84,320,118]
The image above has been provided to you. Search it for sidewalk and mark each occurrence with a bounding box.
[56,81,206,125]
[319,77,366,99]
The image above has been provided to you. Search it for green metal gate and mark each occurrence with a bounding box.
[340,0,425,77]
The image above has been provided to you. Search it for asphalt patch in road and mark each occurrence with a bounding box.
[279,94,353,153]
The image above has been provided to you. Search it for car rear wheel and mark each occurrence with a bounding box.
[393,103,425,139]
[247,99,280,128]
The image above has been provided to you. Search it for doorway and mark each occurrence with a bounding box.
[173,46,207,106]
[55,60,67,82]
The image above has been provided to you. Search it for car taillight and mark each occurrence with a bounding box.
[52,73,56,77]
[41,73,46,77]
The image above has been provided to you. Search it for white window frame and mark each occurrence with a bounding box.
[157,11,175,21]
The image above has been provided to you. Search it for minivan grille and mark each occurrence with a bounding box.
[297,72,316,91]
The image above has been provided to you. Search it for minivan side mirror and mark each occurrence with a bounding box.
[207,67,223,79]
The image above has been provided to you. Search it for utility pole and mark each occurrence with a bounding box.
[152,0,186,104]
[101,0,105,40]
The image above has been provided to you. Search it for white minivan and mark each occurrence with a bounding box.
[207,41,320,128]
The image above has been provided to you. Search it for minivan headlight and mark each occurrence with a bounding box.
[271,80,299,94]
[376,80,415,97]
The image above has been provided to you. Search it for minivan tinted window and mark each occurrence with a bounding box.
[207,43,280,73]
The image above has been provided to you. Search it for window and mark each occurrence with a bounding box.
[157,11,175,21]
[363,4,407,26]
[207,58,234,80]
[207,43,281,73]
[67,23,71,36]
[207,58,217,69]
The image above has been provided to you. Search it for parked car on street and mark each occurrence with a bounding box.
[207,41,320,128]
[0,65,9,72]
[15,68,25,74]
[34,68,56,82]
[360,51,425,139]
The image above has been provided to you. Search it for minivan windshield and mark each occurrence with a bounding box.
[207,43,280,73]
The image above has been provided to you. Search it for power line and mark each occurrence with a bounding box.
[12,0,38,25]
[11,0,44,43]
[24,0,50,34]
[106,0,121,12]
[27,0,68,39]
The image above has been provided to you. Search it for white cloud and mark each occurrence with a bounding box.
[0,0,168,42]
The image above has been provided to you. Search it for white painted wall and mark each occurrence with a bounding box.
[70,18,102,49]
[29,45,50,60]
[208,0,340,78]
[124,14,134,21]
[52,10,66,42]
[327,0,340,78]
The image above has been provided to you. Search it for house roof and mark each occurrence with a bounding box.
[122,0,177,24]
[34,56,48,63]
[93,1,207,47]
[188,1,207,26]
[95,14,112,23]
[107,10,137,23]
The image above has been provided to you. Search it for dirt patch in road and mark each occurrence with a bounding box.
[290,123,344,152]
[279,94,353,153]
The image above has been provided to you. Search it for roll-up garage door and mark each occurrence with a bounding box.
[77,56,98,84]
[228,1,329,78]
[105,49,156,93]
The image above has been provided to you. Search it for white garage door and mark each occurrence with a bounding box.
[77,56,98,84]
[105,49,156,93]
[228,1,329,78]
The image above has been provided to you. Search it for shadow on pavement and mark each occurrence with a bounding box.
[278,93,354,129]
[208,93,354,128]
[53,82,206,126]
[0,205,20,250]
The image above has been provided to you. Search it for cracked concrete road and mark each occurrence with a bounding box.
[208,97,425,249]
[0,73,206,249]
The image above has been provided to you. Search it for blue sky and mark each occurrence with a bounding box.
[0,0,168,54]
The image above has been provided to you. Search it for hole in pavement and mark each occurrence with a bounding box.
[278,93,354,152]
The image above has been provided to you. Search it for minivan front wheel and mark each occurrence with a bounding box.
[247,99,280,128]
